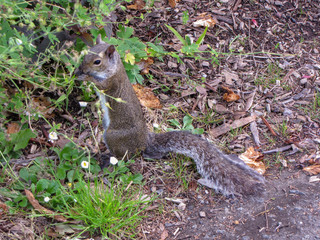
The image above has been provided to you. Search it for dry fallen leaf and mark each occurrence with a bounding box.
[239,147,266,175]
[30,96,55,118]
[25,189,67,222]
[303,165,320,175]
[168,0,176,8]
[127,0,145,10]
[222,69,239,85]
[188,180,198,191]
[133,84,162,109]
[0,200,8,217]
[160,229,169,240]
[193,13,217,27]
[6,122,20,134]
[137,57,154,75]
[196,85,207,95]
[221,86,240,102]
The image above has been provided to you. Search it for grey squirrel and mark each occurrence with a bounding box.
[76,35,265,197]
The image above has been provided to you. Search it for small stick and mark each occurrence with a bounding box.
[25,189,67,222]
[263,145,293,154]
[260,116,277,136]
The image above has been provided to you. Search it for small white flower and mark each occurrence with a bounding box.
[74,199,77,203]
[48,132,58,142]
[16,38,23,45]
[81,49,89,56]
[79,101,88,108]
[44,197,50,202]
[110,157,118,165]
[153,123,159,128]
[81,160,89,169]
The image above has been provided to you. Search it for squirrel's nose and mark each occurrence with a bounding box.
[74,67,87,81]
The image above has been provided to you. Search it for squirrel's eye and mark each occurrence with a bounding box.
[93,60,101,65]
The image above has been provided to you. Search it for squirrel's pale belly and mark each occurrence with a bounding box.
[96,90,110,130]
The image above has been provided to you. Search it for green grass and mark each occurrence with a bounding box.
[296,92,320,120]
[170,154,195,190]
[254,63,284,88]
[60,179,151,239]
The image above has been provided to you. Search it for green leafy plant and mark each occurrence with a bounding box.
[182,10,189,25]
[0,128,36,162]
[105,158,144,184]
[52,143,101,182]
[165,24,208,55]
[0,0,121,124]
[106,25,149,84]
[167,115,204,135]
[2,140,150,238]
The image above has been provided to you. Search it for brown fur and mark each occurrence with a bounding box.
[76,36,265,197]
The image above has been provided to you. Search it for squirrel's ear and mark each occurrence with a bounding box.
[106,45,116,59]
[96,34,103,45]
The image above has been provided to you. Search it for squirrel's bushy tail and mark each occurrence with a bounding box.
[144,131,265,197]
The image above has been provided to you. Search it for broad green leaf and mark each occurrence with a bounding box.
[19,197,28,207]
[182,115,193,129]
[67,169,75,182]
[56,167,66,180]
[117,25,134,39]
[19,168,29,182]
[36,179,49,192]
[11,129,36,151]
[47,181,59,194]
[192,128,204,135]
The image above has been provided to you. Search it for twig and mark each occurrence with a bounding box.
[210,115,256,138]
[250,120,261,146]
[163,72,188,78]
[232,0,242,11]
[263,145,293,154]
[30,138,53,147]
[260,116,278,136]
[203,82,217,92]
[264,205,269,230]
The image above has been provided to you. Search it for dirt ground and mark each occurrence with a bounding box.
[160,169,320,240]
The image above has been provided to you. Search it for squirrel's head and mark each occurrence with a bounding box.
[75,35,121,90]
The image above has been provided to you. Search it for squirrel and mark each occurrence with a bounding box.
[75,35,265,197]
